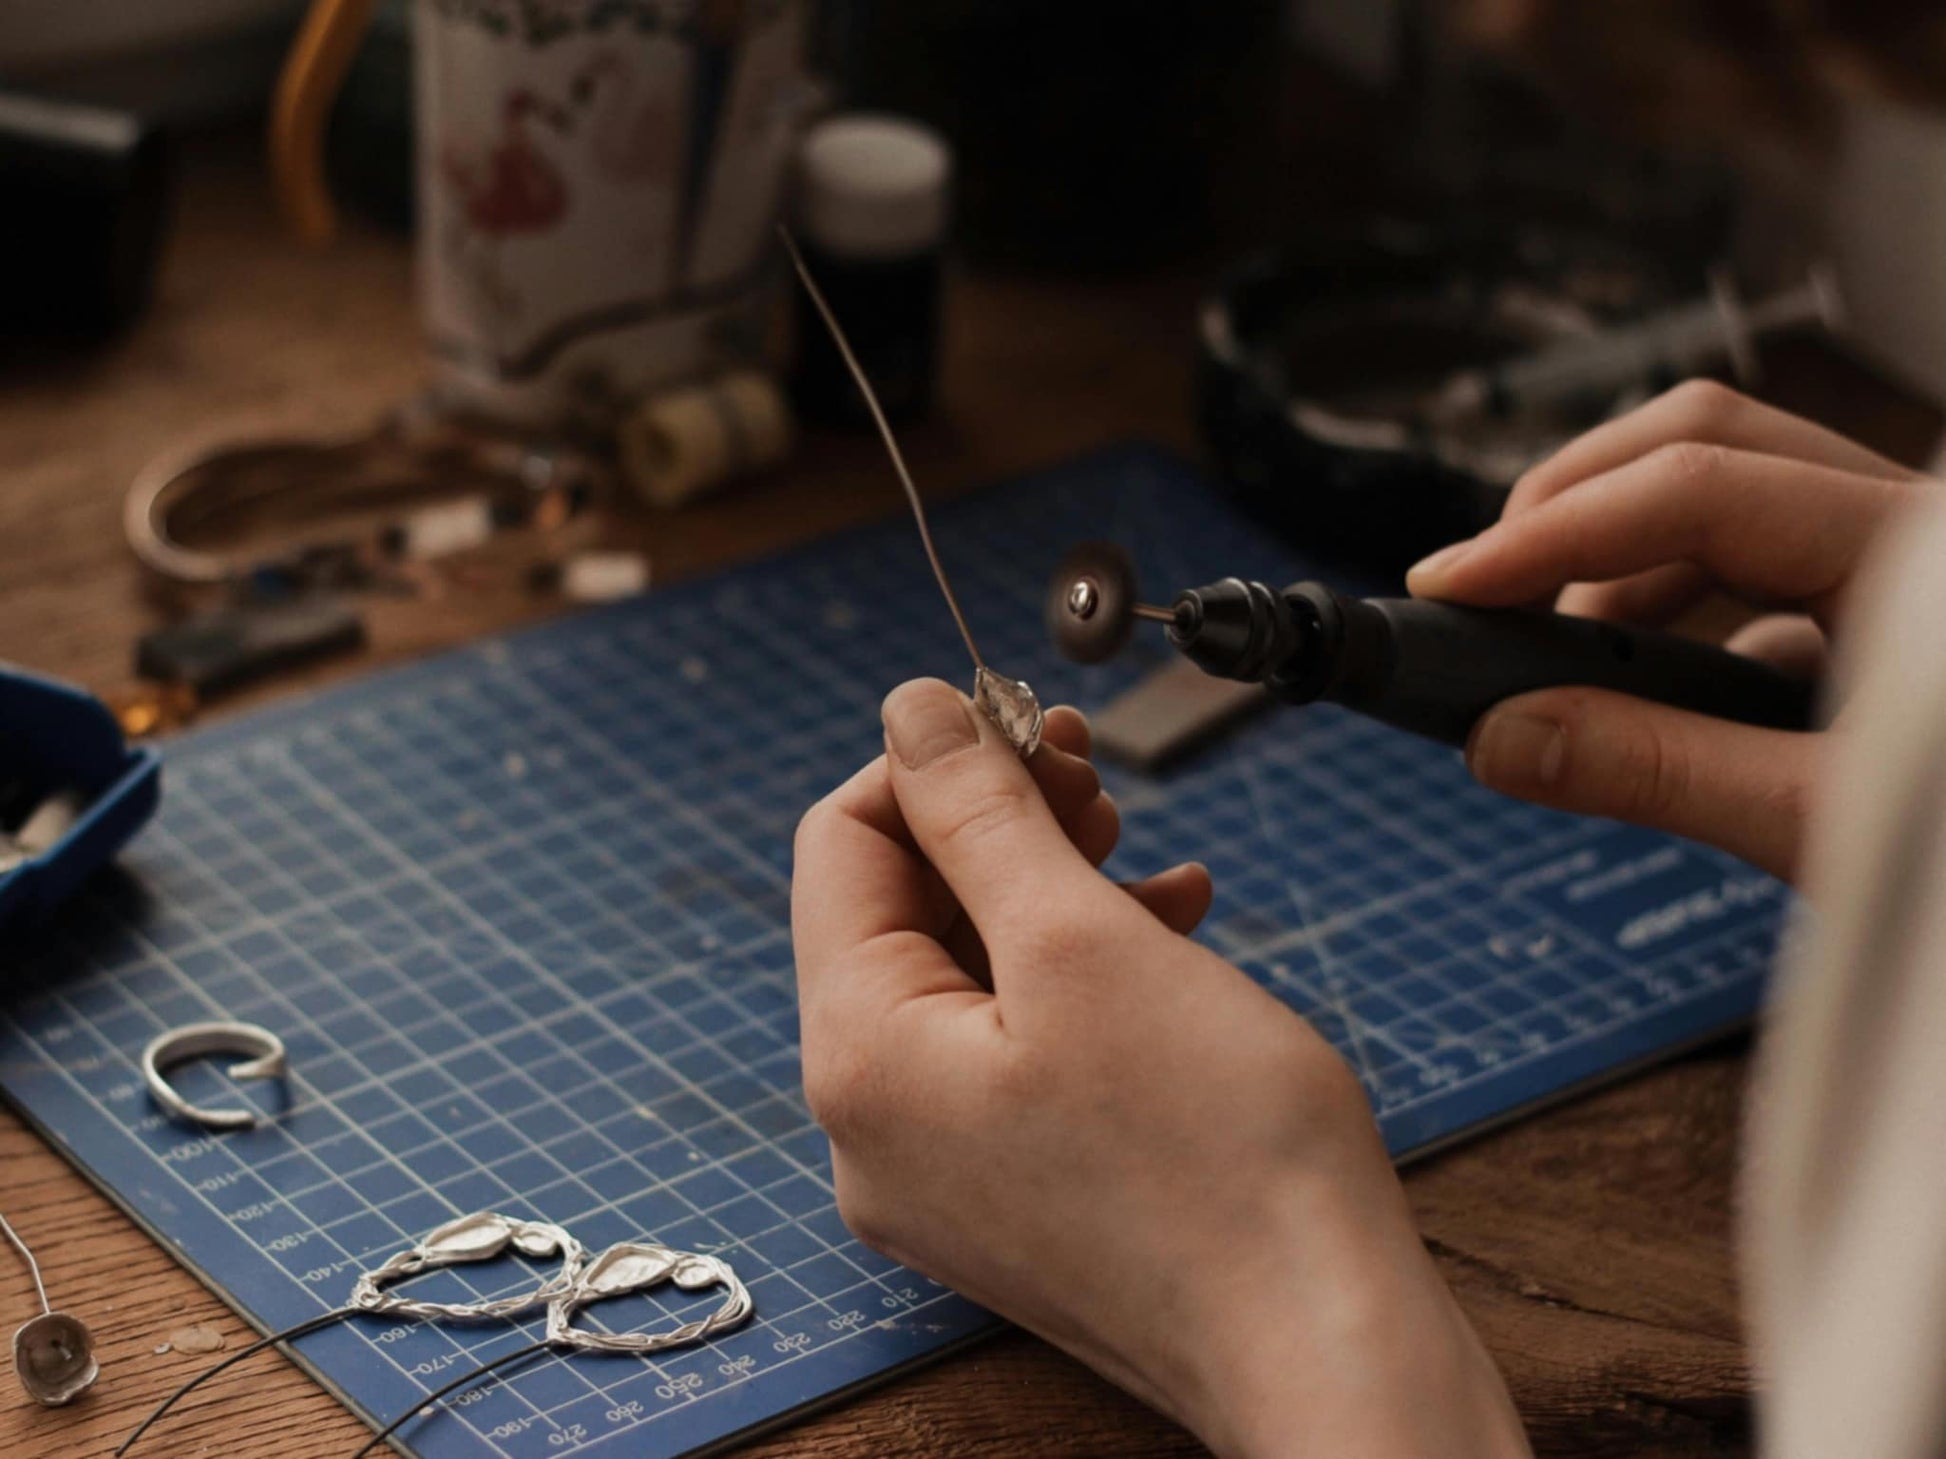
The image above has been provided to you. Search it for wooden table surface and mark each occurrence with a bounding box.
[2,137,1939,1459]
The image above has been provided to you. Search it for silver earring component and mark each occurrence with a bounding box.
[348,1212,584,1322]
[141,1021,288,1131]
[972,668,1044,758]
[352,1240,754,1458]
[546,1241,753,1355]
[3,1212,99,1406]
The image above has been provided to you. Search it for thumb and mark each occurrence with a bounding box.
[881,678,1101,937]
[1466,688,1816,882]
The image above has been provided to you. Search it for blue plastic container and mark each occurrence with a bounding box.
[0,666,160,933]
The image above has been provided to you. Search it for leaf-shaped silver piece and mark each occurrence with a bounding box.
[349,1214,584,1322]
[422,1212,515,1262]
[545,1241,753,1355]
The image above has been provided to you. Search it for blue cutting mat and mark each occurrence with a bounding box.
[1,443,1787,1458]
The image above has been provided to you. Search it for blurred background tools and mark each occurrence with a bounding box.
[0,87,170,340]
[123,405,605,593]
[1047,540,1818,750]
[119,404,617,720]
[1195,225,1847,580]
[618,368,796,508]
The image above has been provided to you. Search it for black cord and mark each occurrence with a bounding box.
[351,1338,552,1459]
[117,1306,358,1456]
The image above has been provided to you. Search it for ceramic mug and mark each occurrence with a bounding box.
[277,0,817,429]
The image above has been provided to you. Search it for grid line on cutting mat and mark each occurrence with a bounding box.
[1,444,1787,1459]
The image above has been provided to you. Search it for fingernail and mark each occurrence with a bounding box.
[1468,711,1566,795]
[1406,538,1475,587]
[883,680,981,770]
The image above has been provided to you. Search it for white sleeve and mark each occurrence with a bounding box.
[1748,492,1946,1459]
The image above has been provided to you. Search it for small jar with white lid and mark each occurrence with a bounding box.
[791,113,952,428]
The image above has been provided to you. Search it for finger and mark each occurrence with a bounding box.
[818,725,1106,866]
[1557,563,1716,627]
[1465,687,1817,881]
[1040,705,1093,760]
[792,760,985,1033]
[1725,614,1828,681]
[1028,739,1102,826]
[1507,380,1918,518]
[1123,862,1214,934]
[939,792,1124,979]
[880,678,1105,941]
[1064,792,1122,868]
[1025,725,1119,864]
[1409,447,1911,621]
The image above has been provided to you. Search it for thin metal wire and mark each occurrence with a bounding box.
[116,1307,357,1457]
[780,227,986,672]
[0,1213,50,1314]
[350,1339,551,1459]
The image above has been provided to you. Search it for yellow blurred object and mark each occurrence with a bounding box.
[271,0,382,244]
[617,371,796,509]
[109,683,200,741]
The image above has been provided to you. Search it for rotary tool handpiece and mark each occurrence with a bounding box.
[1167,578,1819,747]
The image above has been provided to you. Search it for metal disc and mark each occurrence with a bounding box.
[1045,541,1140,664]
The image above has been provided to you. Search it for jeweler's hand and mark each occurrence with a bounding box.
[1408,380,1928,882]
[792,679,1530,1459]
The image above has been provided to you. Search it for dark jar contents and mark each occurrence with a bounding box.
[791,235,942,428]
[790,113,952,430]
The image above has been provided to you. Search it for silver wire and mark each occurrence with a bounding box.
[0,1213,50,1314]
[780,227,986,672]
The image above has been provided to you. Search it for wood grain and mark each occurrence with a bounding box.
[0,132,1934,1459]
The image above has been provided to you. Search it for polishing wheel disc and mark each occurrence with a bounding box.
[1046,541,1141,664]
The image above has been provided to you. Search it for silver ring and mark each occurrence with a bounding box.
[140,1021,288,1131]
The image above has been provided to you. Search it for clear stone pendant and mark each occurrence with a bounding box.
[974,667,1043,758]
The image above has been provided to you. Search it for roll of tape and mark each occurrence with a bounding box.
[618,370,796,509]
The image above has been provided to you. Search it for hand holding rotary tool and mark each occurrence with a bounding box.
[1045,541,1818,748]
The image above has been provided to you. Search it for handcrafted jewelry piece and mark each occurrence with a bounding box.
[3,1213,99,1407]
[782,229,1044,758]
[141,1020,289,1131]
[973,668,1045,760]
[349,1212,584,1322]
[119,1211,584,1457]
[546,1241,753,1355]
[351,1238,755,1458]
[121,1209,755,1458]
